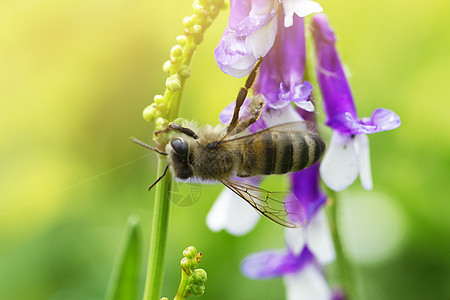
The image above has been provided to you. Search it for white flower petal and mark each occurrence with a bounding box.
[206,188,230,232]
[206,188,260,236]
[320,131,359,191]
[249,0,274,15]
[246,15,278,58]
[262,104,304,127]
[283,0,323,27]
[295,100,315,112]
[305,211,336,265]
[284,211,335,264]
[284,11,294,27]
[221,62,256,78]
[215,31,257,78]
[284,227,307,255]
[354,134,373,190]
[283,264,332,300]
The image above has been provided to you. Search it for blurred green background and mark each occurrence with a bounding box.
[1,0,449,299]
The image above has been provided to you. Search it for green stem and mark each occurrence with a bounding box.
[143,157,172,300]
[174,269,190,300]
[328,192,356,299]
[141,3,224,299]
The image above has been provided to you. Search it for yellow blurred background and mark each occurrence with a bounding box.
[1,0,449,299]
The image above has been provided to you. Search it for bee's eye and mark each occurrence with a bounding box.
[170,138,188,156]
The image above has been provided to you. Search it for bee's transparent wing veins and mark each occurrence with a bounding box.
[221,178,306,228]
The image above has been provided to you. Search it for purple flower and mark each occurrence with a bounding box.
[288,164,327,224]
[239,167,335,298]
[219,14,315,131]
[239,154,335,297]
[311,13,401,191]
[254,13,314,111]
[215,0,322,78]
[242,245,335,300]
[208,14,325,235]
[242,246,315,279]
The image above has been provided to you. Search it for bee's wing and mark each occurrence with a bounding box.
[218,121,316,148]
[220,177,306,228]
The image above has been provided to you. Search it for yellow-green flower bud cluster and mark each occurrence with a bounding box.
[180,246,202,275]
[143,0,225,142]
[179,246,207,297]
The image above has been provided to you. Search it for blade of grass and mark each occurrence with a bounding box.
[105,216,142,300]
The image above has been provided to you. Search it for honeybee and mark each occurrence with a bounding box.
[132,58,325,227]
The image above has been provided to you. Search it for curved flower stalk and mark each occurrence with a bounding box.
[215,0,322,77]
[175,246,207,299]
[140,1,225,299]
[311,14,401,192]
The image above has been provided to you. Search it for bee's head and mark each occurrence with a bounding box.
[167,137,193,179]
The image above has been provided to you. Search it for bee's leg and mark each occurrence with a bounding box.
[226,57,263,134]
[148,164,170,191]
[154,123,199,139]
[233,94,265,134]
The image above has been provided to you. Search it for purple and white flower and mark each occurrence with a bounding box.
[207,14,319,235]
[311,13,401,191]
[240,156,336,299]
[242,245,335,300]
[215,0,322,78]
[209,1,401,296]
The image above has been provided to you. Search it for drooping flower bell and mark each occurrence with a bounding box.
[311,13,401,191]
[214,0,322,78]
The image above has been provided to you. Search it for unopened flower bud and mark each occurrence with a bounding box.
[183,16,194,29]
[193,2,207,17]
[143,103,157,122]
[178,66,191,78]
[165,74,181,91]
[189,269,207,284]
[193,24,202,34]
[153,94,164,104]
[180,257,192,270]
[176,35,187,46]
[162,60,172,74]
[183,246,197,259]
[155,117,167,131]
[191,284,205,296]
[170,45,183,58]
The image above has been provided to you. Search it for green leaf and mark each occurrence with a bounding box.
[105,216,142,300]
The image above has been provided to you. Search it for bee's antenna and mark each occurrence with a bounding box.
[148,164,170,191]
[130,137,168,156]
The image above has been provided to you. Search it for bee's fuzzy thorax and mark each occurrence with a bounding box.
[197,124,226,145]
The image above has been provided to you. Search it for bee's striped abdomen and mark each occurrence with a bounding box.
[239,131,325,176]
